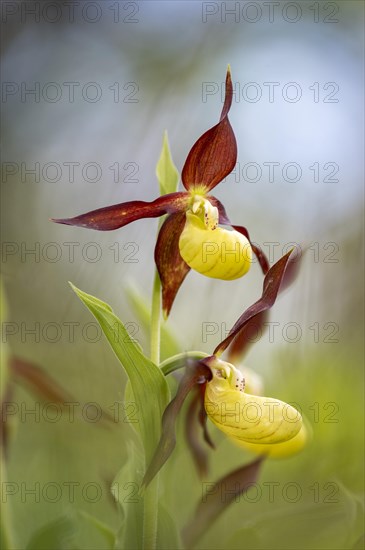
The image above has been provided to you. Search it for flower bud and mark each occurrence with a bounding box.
[178,211,252,280]
[204,358,302,445]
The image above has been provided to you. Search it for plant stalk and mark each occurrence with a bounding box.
[0,451,15,550]
[142,268,162,549]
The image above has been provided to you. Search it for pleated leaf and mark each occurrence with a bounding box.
[156,131,179,196]
[70,283,170,463]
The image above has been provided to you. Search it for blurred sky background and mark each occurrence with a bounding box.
[1,1,364,547]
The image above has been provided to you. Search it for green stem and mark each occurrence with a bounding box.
[142,268,162,550]
[142,476,159,550]
[0,451,15,550]
[160,351,209,376]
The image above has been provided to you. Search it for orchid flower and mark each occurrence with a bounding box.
[144,250,307,487]
[52,67,268,317]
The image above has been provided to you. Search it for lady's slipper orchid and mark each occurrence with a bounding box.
[204,358,301,445]
[143,250,305,487]
[52,67,268,316]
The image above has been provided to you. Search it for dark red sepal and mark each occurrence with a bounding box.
[182,456,264,547]
[142,359,212,488]
[227,310,269,363]
[181,68,237,193]
[154,212,190,318]
[210,196,270,275]
[52,192,189,231]
[10,356,74,403]
[214,249,295,356]
[10,356,115,424]
[185,383,214,478]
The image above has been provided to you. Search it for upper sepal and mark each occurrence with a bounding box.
[181,68,237,193]
[52,192,189,231]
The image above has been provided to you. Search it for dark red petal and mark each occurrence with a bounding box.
[182,456,264,547]
[210,196,270,275]
[227,310,269,363]
[154,212,190,318]
[279,243,303,292]
[1,382,15,458]
[185,389,209,478]
[181,68,237,192]
[197,383,215,450]
[214,249,295,356]
[185,383,215,478]
[10,356,74,403]
[10,357,115,424]
[51,192,189,231]
[233,225,270,275]
[226,246,303,362]
[142,359,212,488]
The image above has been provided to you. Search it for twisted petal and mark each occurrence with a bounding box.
[143,359,212,487]
[181,68,237,192]
[182,456,263,548]
[185,384,214,478]
[214,249,294,356]
[227,310,269,363]
[210,196,270,275]
[10,357,115,424]
[225,245,302,362]
[52,192,189,231]
[154,212,191,317]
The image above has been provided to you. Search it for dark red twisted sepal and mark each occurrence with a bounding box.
[9,356,115,424]
[181,67,237,193]
[52,192,189,231]
[142,359,213,488]
[226,245,303,362]
[155,212,190,318]
[214,249,295,356]
[227,310,269,363]
[182,456,264,547]
[210,196,270,275]
[185,383,215,478]
[10,356,74,403]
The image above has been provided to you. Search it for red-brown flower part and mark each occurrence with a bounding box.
[143,249,299,487]
[52,68,268,316]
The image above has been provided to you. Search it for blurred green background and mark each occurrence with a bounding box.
[1,1,364,548]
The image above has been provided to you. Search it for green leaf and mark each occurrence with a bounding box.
[75,511,115,549]
[156,502,183,550]
[113,441,145,550]
[113,442,182,550]
[156,131,179,196]
[0,279,10,400]
[26,515,76,550]
[25,511,115,550]
[70,283,170,463]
